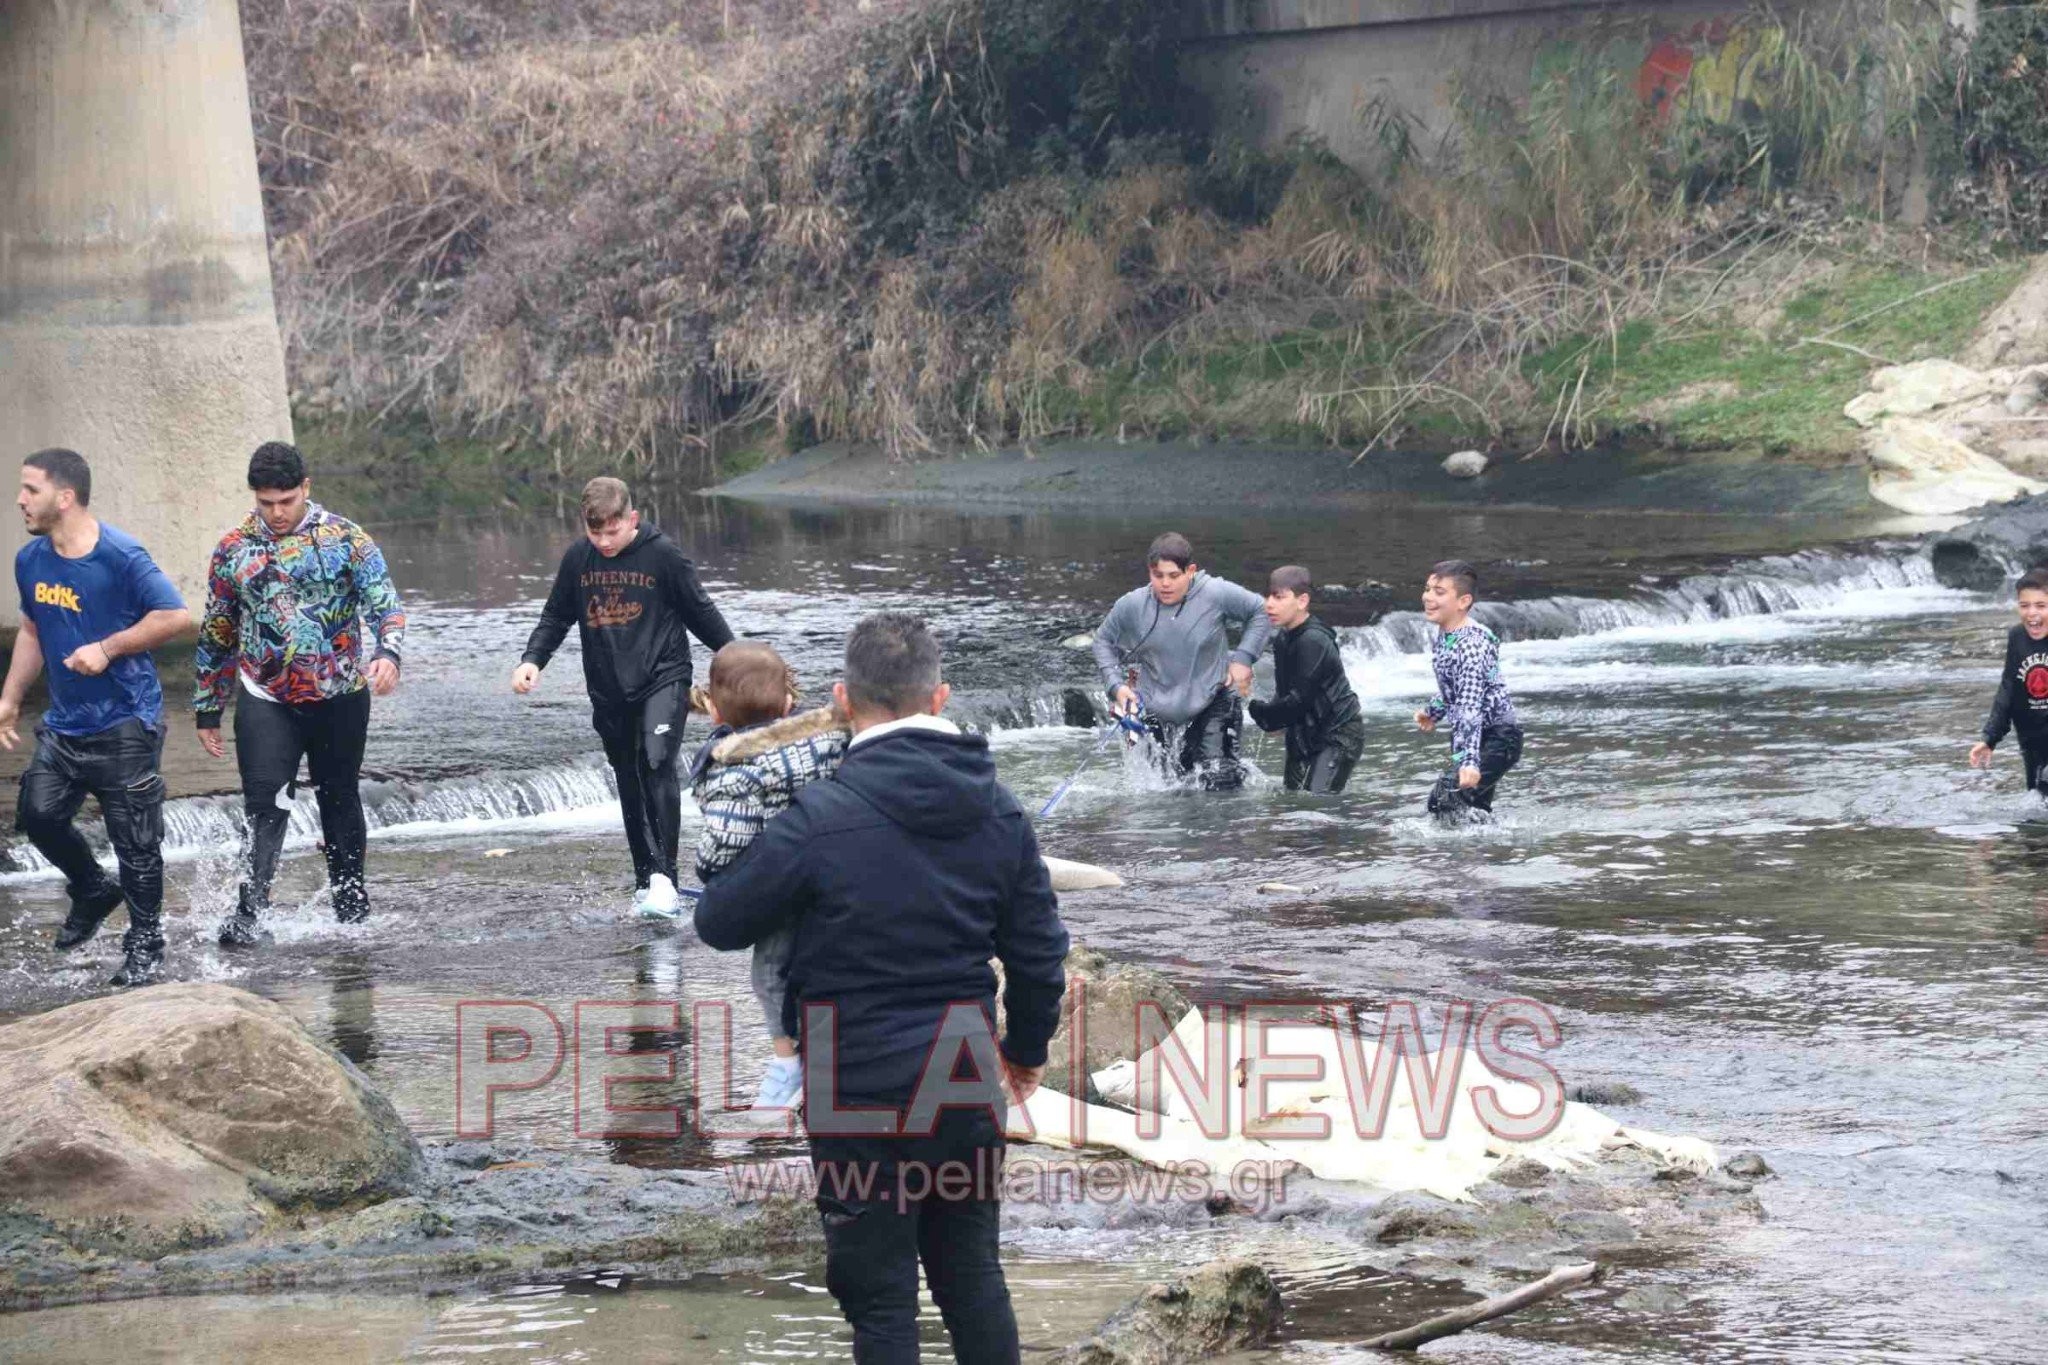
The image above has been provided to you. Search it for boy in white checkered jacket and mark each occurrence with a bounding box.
[689,641,850,1109]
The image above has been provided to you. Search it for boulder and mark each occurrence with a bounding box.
[1442,449,1488,478]
[1842,359,1995,427]
[999,946,1192,1097]
[0,984,420,1254]
[1930,493,2048,588]
[1043,856,1123,891]
[1059,1259,1283,1364]
[1962,256,2048,369]
[1862,417,2045,516]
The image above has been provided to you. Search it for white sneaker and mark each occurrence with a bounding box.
[636,873,681,920]
[751,1056,804,1110]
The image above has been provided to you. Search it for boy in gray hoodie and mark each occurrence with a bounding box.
[1092,532,1275,790]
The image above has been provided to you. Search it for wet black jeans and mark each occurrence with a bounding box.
[1146,688,1245,792]
[16,718,166,946]
[592,680,689,888]
[1427,724,1524,817]
[1284,725,1363,794]
[234,686,371,920]
[808,1103,1019,1365]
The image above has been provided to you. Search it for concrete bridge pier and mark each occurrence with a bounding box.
[0,0,290,625]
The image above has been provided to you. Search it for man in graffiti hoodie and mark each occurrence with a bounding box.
[513,477,734,915]
[1092,532,1275,790]
[197,442,406,943]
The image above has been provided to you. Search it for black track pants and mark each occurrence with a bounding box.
[593,680,690,888]
[16,719,166,947]
[234,687,372,920]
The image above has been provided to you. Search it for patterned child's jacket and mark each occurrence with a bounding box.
[1424,621,1518,766]
[194,503,407,722]
[690,707,850,879]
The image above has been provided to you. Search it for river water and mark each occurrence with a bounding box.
[1,491,2043,1362]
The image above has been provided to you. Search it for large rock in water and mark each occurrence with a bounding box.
[1930,492,2048,589]
[1059,1259,1283,1364]
[0,984,420,1254]
[995,946,1192,1098]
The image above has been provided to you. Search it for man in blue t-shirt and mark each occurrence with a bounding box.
[0,449,191,986]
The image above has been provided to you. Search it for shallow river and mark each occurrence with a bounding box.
[2,491,2043,1362]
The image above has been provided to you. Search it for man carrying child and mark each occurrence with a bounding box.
[1415,558,1524,818]
[696,612,1069,1365]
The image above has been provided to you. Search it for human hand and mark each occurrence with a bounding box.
[199,728,226,760]
[366,657,400,697]
[0,699,19,752]
[1457,765,1481,790]
[1414,709,1436,733]
[1969,741,1995,770]
[1112,685,1139,717]
[62,641,112,677]
[1226,661,1254,697]
[511,662,541,695]
[1002,1057,1045,1107]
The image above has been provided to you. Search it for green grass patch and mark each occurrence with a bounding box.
[1529,263,2029,457]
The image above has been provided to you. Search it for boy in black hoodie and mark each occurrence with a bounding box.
[512,477,734,914]
[1968,567,2048,793]
[697,612,1068,1365]
[1248,565,1365,792]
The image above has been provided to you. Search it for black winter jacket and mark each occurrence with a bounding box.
[1983,623,2048,752]
[694,726,1070,1102]
[1248,615,1364,756]
[520,526,734,707]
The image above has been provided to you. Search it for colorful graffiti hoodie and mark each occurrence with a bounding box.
[194,503,407,725]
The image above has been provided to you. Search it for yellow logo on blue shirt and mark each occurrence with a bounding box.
[33,582,81,612]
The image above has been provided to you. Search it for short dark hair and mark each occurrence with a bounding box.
[248,441,307,491]
[844,612,942,717]
[1429,559,1478,598]
[1147,532,1195,570]
[23,448,91,506]
[582,476,632,527]
[1269,565,1312,597]
[2019,567,2048,596]
[709,641,794,729]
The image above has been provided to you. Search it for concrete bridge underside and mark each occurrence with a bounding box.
[1177,0,1809,168]
[0,0,290,629]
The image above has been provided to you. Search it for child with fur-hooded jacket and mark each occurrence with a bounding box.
[688,643,850,1109]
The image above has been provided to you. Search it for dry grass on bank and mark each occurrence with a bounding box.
[246,0,2010,476]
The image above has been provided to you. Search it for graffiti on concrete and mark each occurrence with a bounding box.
[1633,19,1789,124]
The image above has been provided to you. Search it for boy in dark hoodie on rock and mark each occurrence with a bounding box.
[689,641,850,1108]
[1248,565,1365,793]
[512,477,734,915]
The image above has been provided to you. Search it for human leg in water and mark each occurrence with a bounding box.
[635,680,690,916]
[595,704,660,898]
[1284,741,1360,794]
[223,694,305,947]
[1427,725,1524,819]
[304,689,372,922]
[94,722,168,985]
[17,729,128,951]
[1178,690,1246,792]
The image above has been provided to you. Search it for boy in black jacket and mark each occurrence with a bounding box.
[512,477,734,914]
[696,612,1069,1365]
[1969,567,2048,793]
[1248,565,1365,792]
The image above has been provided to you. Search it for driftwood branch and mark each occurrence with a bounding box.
[1362,1261,1603,1351]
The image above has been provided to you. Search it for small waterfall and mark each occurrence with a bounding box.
[3,760,620,875]
[1342,549,1940,659]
